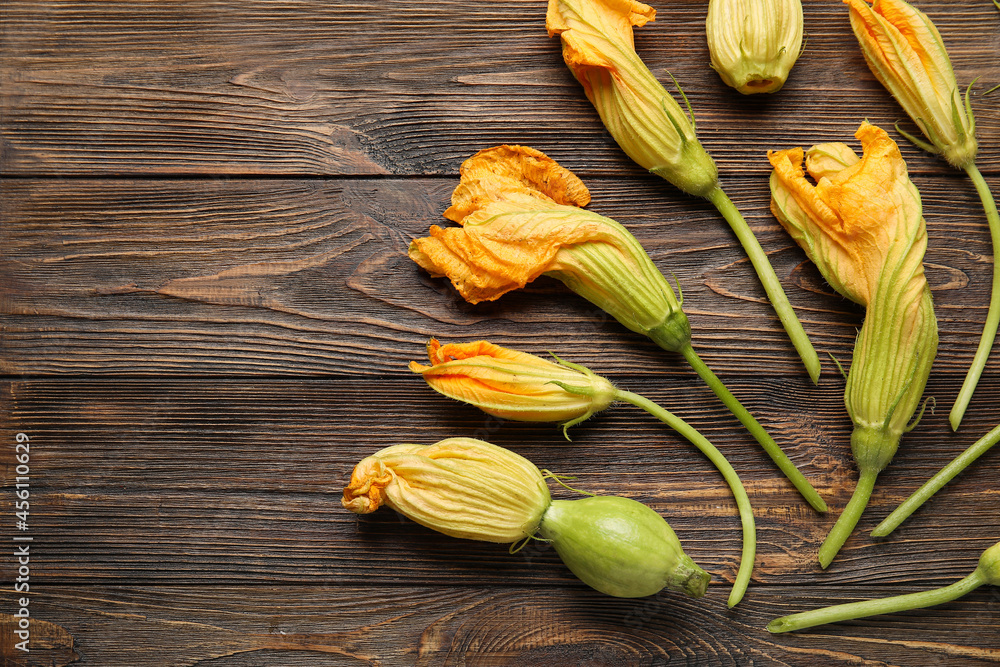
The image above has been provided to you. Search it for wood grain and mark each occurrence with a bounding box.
[1,1,998,176]
[2,175,998,376]
[2,0,1000,664]
[1,378,997,589]
[3,585,1000,666]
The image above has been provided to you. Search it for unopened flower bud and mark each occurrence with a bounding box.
[547,0,719,197]
[845,0,977,168]
[706,0,804,94]
[343,438,711,600]
[409,338,616,433]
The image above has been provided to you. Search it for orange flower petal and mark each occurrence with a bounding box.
[409,207,618,303]
[445,145,590,223]
[844,0,976,167]
[341,457,394,514]
[546,0,654,45]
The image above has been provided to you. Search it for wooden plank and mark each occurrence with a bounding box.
[2,585,999,666]
[2,175,998,376]
[2,1,1000,664]
[2,378,997,588]
[1,1,997,176]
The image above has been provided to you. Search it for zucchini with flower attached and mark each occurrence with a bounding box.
[342,438,710,600]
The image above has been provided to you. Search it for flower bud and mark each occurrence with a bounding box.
[342,438,551,543]
[845,0,977,168]
[408,145,692,351]
[546,0,719,197]
[706,0,804,94]
[409,338,617,432]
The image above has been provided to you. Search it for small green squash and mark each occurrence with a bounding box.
[538,496,709,598]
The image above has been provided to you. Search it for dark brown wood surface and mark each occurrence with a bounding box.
[2,1,999,665]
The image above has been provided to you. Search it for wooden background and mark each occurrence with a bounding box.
[2,1,999,664]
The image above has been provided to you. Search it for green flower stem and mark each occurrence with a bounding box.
[678,343,827,513]
[950,162,1000,430]
[768,569,987,633]
[614,388,756,607]
[872,421,1000,537]
[818,467,878,569]
[705,186,821,385]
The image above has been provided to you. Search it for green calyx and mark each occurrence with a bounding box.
[647,309,694,353]
[648,74,720,199]
[545,354,618,439]
[650,137,719,199]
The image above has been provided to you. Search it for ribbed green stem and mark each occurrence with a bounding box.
[873,421,1000,537]
[818,467,878,569]
[705,186,821,385]
[614,388,756,607]
[768,569,987,633]
[950,162,1000,430]
[678,343,827,512]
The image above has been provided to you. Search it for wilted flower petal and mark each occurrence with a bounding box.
[546,0,820,381]
[845,0,976,168]
[410,144,826,513]
[409,145,691,350]
[546,0,719,196]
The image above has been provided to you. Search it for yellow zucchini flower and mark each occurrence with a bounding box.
[410,337,760,606]
[706,0,804,94]
[845,0,976,168]
[547,0,821,382]
[409,338,616,433]
[408,144,692,352]
[342,438,551,543]
[545,0,717,197]
[845,0,998,432]
[768,122,938,567]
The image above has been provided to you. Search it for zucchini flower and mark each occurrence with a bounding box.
[409,144,692,350]
[343,438,711,599]
[768,122,938,568]
[845,0,999,430]
[547,0,821,382]
[845,0,976,168]
[770,540,1000,632]
[342,438,550,543]
[706,0,804,94]
[410,145,827,513]
[409,338,617,435]
[411,337,758,606]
